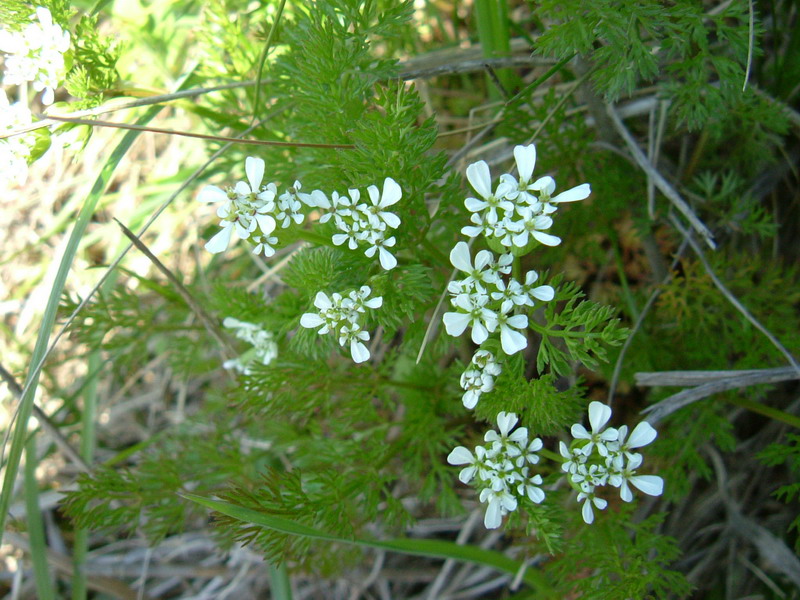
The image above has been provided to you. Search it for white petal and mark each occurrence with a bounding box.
[466,160,492,199]
[620,481,633,502]
[204,226,232,254]
[553,183,590,203]
[506,314,528,329]
[256,214,277,234]
[198,185,228,203]
[449,241,473,273]
[442,312,471,337]
[464,197,487,212]
[571,424,591,440]
[483,498,502,529]
[458,465,477,483]
[588,402,612,433]
[581,499,595,524]
[527,486,545,503]
[532,231,562,247]
[627,421,657,448]
[630,475,664,497]
[531,176,555,194]
[378,247,397,270]
[381,177,402,206]
[381,212,401,228]
[41,87,55,106]
[496,411,517,435]
[313,292,332,310]
[447,446,474,466]
[350,340,370,363]
[471,321,489,345]
[514,144,536,181]
[500,326,528,355]
[234,181,251,196]
[245,157,265,192]
[530,285,555,301]
[300,313,325,329]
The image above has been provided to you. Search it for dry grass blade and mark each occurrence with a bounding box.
[114,218,236,359]
[605,104,717,249]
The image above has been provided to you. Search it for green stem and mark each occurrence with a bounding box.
[527,320,604,340]
[539,447,563,464]
[726,396,800,429]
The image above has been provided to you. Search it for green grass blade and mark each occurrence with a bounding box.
[269,563,293,600]
[25,437,55,600]
[0,73,196,546]
[182,493,552,591]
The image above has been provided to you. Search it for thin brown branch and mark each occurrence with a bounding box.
[29,114,355,149]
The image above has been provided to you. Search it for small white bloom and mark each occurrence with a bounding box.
[496,312,528,355]
[479,488,518,529]
[571,401,619,457]
[577,485,608,524]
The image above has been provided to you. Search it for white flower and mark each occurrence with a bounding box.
[484,411,528,455]
[521,271,555,305]
[616,421,658,459]
[577,485,608,524]
[339,323,371,363]
[300,287,381,364]
[442,292,498,344]
[447,445,489,484]
[608,453,664,502]
[516,437,543,468]
[363,177,402,229]
[460,368,494,409]
[533,176,591,214]
[448,241,499,291]
[571,401,619,457]
[0,90,33,189]
[363,233,397,270]
[222,317,278,374]
[465,160,514,224]
[517,471,545,503]
[491,279,528,314]
[252,233,278,257]
[0,7,70,105]
[496,312,528,355]
[478,488,518,529]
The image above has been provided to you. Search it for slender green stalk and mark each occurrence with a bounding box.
[269,563,293,600]
[252,0,287,124]
[25,437,55,600]
[726,396,800,429]
[182,493,554,592]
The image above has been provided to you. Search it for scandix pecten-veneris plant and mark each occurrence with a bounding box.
[2,0,799,598]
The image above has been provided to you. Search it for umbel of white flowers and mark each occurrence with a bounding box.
[462,143,591,250]
[0,90,34,189]
[442,241,554,357]
[447,412,545,529]
[560,401,663,524]
[447,403,663,529]
[300,286,382,363]
[0,6,70,105]
[221,317,278,374]
[197,157,402,271]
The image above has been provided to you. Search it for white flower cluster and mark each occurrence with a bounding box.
[0,7,70,105]
[459,349,501,409]
[198,157,311,257]
[442,241,554,356]
[462,144,590,250]
[221,317,278,374]
[197,158,401,271]
[559,401,663,524]
[447,412,545,529]
[306,177,402,270]
[300,286,382,363]
[0,89,34,188]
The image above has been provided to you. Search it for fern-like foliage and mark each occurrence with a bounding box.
[757,433,800,552]
[534,279,629,376]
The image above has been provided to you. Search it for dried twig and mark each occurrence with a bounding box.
[606,104,717,249]
[639,367,800,424]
